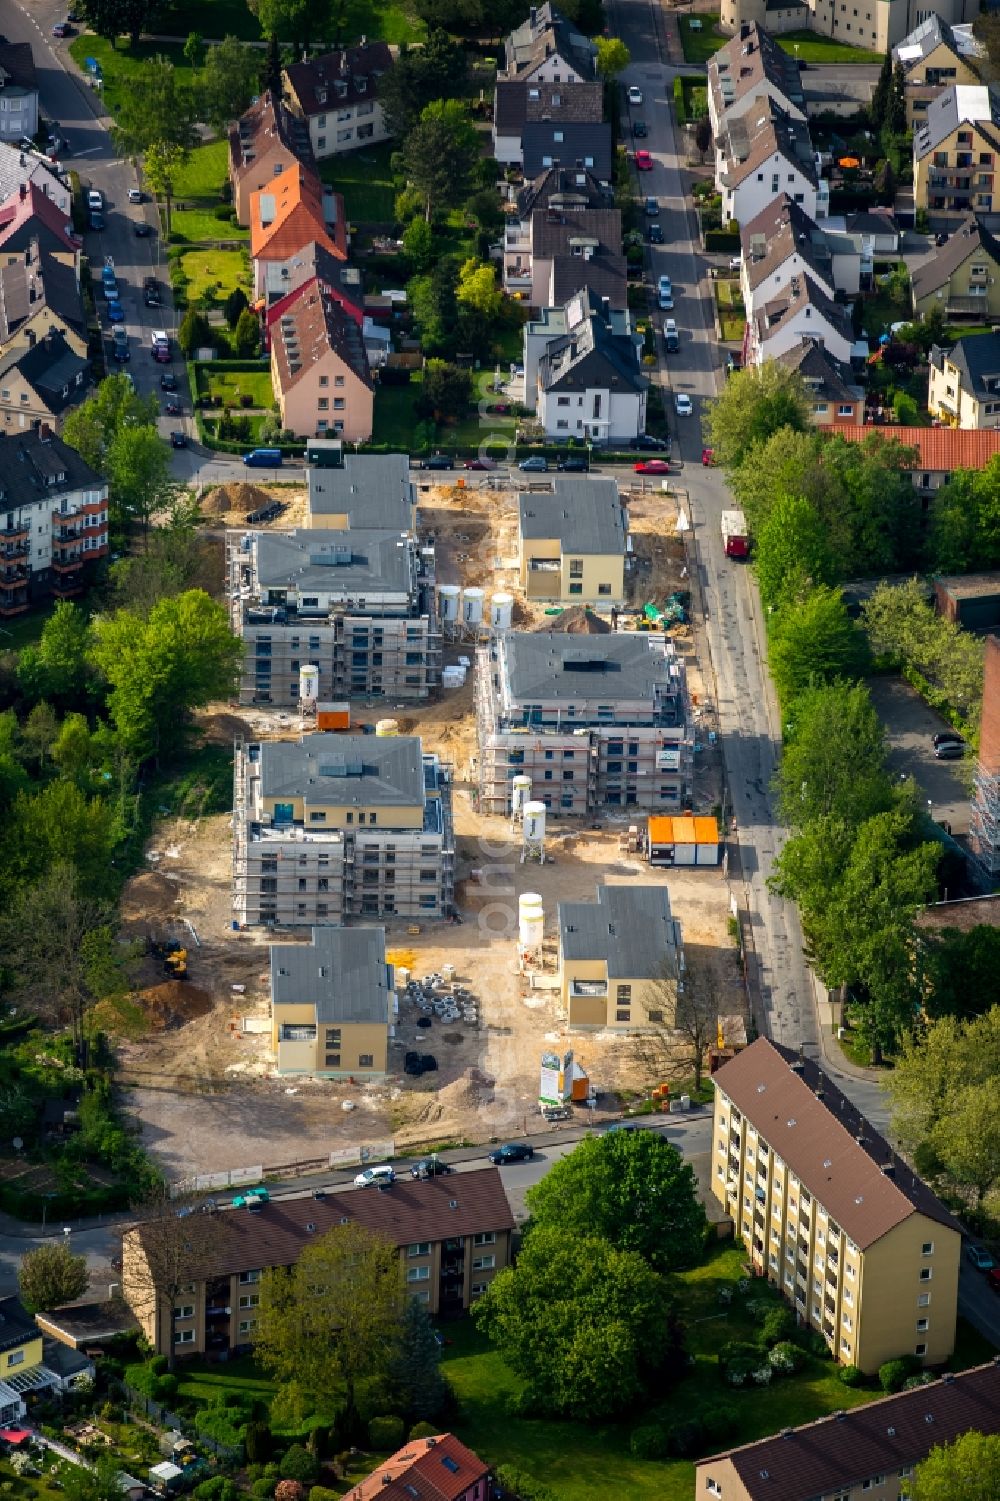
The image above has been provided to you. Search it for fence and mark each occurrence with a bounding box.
[328,1139,395,1170]
[124,1389,244,1465]
[170,1166,263,1197]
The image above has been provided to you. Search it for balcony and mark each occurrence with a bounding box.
[0,522,28,545]
[0,588,28,616]
[0,540,29,562]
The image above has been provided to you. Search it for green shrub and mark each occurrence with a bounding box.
[251,1481,274,1499]
[839,1364,863,1387]
[153,1374,178,1401]
[150,1356,168,1375]
[308,1489,340,1501]
[760,1307,794,1346]
[408,1423,439,1440]
[769,1341,804,1374]
[700,1404,738,1444]
[629,1424,669,1460]
[195,1407,244,1448]
[493,1467,562,1501]
[664,1418,706,1458]
[367,1416,404,1452]
[195,1480,238,1501]
[880,1356,920,1393]
[704,228,740,251]
[719,1340,764,1369]
[245,1423,272,1463]
[279,1446,318,1484]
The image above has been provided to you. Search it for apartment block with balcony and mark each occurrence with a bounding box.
[558,883,682,1030]
[913,84,1000,224]
[928,330,1000,427]
[712,1038,960,1374]
[518,476,627,604]
[228,526,439,705]
[721,0,979,56]
[270,925,394,1077]
[233,733,454,928]
[0,423,107,616]
[893,15,983,130]
[475,630,690,816]
[911,215,1000,323]
[122,1168,515,1357]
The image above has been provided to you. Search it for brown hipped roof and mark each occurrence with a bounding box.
[714,1038,958,1247]
[127,1168,514,1282]
[342,1434,489,1501]
[699,1361,1000,1501]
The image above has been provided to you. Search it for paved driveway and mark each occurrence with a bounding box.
[867,675,971,835]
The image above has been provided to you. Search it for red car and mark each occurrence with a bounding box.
[464,457,496,470]
[634,459,671,475]
[988,1268,1000,1295]
[701,447,715,466]
[634,150,654,171]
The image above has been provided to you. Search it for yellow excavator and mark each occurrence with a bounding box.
[149,938,189,980]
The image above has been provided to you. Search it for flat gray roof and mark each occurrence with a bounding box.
[254,528,413,595]
[256,734,426,807]
[504,632,676,702]
[519,477,626,555]
[559,883,679,979]
[271,926,391,1023]
[307,453,414,530]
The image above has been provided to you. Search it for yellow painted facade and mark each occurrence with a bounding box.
[271,999,389,1076]
[559,955,677,1029]
[913,117,998,216]
[712,1086,960,1373]
[519,536,624,604]
[928,349,1000,427]
[0,1334,42,1375]
[261,792,424,829]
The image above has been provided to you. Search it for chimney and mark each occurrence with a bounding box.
[530,4,537,22]
[38,422,51,441]
[26,329,35,348]
[18,182,25,201]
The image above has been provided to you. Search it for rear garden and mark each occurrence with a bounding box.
[714,277,745,343]
[320,143,397,225]
[678,14,884,64]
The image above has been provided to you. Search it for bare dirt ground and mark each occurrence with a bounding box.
[114,481,736,1181]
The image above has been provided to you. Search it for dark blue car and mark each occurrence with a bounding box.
[489,1142,535,1165]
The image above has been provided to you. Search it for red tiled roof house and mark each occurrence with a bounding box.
[249,163,347,300]
[341,1434,489,1501]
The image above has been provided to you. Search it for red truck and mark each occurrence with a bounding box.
[721,509,749,560]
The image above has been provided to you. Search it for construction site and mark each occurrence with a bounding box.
[112,475,740,1182]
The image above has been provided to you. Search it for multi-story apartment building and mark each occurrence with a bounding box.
[283,43,393,162]
[122,1167,515,1356]
[928,330,1000,428]
[716,99,826,226]
[518,477,628,604]
[502,166,623,306]
[270,925,394,1077]
[695,1360,1000,1501]
[304,451,417,533]
[913,216,1000,323]
[913,83,1000,223]
[712,1038,960,1373]
[707,22,806,140]
[475,631,690,816]
[558,883,682,1030]
[722,0,977,56]
[0,424,108,616]
[893,15,983,130]
[536,300,647,442]
[502,3,596,84]
[228,526,439,705]
[0,45,38,143]
[233,733,454,927]
[270,282,372,442]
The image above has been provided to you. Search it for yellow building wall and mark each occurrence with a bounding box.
[855,1215,960,1373]
[521,537,561,597]
[559,552,625,604]
[915,264,1000,323]
[914,123,996,212]
[694,1456,754,1501]
[273,1003,389,1074]
[1,1336,42,1374]
[262,794,424,828]
[561,958,675,1028]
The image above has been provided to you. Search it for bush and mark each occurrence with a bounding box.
[880,1356,920,1393]
[704,228,740,251]
[274,1485,304,1501]
[367,1416,404,1452]
[408,1423,439,1440]
[251,1481,274,1499]
[153,1374,178,1401]
[700,1404,738,1444]
[769,1341,804,1374]
[308,1490,340,1501]
[839,1364,863,1388]
[664,1418,706,1458]
[494,1467,562,1501]
[195,1481,238,1501]
[245,1422,272,1463]
[150,1356,168,1375]
[760,1307,794,1347]
[279,1447,318,1484]
[195,1407,244,1448]
[629,1424,669,1460]
[719,1340,763,1369]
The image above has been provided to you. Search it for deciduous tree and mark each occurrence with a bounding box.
[594,36,630,78]
[473,1227,682,1419]
[402,99,479,221]
[525,1130,706,1273]
[16,602,96,709]
[921,926,1000,1022]
[379,33,466,136]
[768,585,869,706]
[18,1241,89,1313]
[754,492,839,612]
[704,361,811,470]
[775,680,890,832]
[912,1430,1000,1501]
[106,424,176,536]
[415,360,472,424]
[62,374,159,474]
[199,35,262,132]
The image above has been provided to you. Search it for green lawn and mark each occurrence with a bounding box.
[173,139,231,200]
[68,35,192,116]
[715,277,746,342]
[675,75,709,125]
[442,1243,875,1501]
[678,14,726,63]
[159,0,424,42]
[180,247,251,303]
[170,205,248,245]
[776,29,883,63]
[373,368,518,450]
[0,610,47,651]
[320,141,397,224]
[177,1353,276,1404]
[202,367,274,407]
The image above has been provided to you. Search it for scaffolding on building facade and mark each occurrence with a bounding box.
[969,762,1000,876]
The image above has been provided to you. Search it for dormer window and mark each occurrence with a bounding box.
[316,86,327,105]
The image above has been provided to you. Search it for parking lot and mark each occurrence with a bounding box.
[867,675,971,834]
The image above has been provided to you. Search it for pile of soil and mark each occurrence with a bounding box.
[200,482,273,518]
[200,711,249,744]
[133,981,214,1030]
[536,605,611,634]
[121,870,180,923]
[436,1068,495,1110]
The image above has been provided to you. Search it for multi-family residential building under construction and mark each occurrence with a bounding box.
[475,630,691,815]
[232,732,455,928]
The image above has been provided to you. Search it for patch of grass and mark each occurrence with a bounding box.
[320,141,397,224]
[150,743,235,821]
[675,75,708,125]
[68,35,193,117]
[442,1243,880,1501]
[776,30,883,63]
[715,276,745,342]
[169,206,249,245]
[179,248,250,304]
[172,139,231,200]
[176,1354,277,1404]
[0,609,47,651]
[678,14,726,64]
[203,367,274,407]
[372,368,517,450]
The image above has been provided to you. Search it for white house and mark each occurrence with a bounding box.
[0,45,38,144]
[282,43,393,161]
[536,288,647,442]
[503,3,596,83]
[493,79,604,167]
[746,272,854,367]
[707,21,806,138]
[740,194,850,318]
[717,101,825,224]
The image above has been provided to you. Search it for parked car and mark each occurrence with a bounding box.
[86,188,102,211]
[106,300,124,323]
[519,455,548,471]
[169,431,187,449]
[632,119,647,138]
[633,433,670,451]
[134,222,153,238]
[989,1268,1000,1295]
[423,453,453,470]
[702,446,715,466]
[163,401,184,416]
[410,1157,453,1179]
[243,449,283,468]
[420,1053,438,1073]
[648,223,664,244]
[88,212,104,232]
[627,85,643,105]
[463,457,496,470]
[728,255,741,271]
[127,188,143,204]
[112,330,129,363]
[675,392,693,416]
[51,21,68,35]
[159,371,177,391]
[657,275,673,309]
[935,741,964,760]
[663,318,679,353]
[634,149,654,171]
[557,456,588,471]
[354,1165,395,1188]
[489,1142,535,1165]
[634,459,671,475]
[967,1244,995,1270]
[933,731,964,748]
[644,196,659,217]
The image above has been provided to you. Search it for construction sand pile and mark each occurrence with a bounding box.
[437,1068,496,1111]
[121,870,180,923]
[132,981,213,1030]
[200,482,272,518]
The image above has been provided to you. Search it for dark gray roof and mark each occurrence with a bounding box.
[495,79,604,132]
[914,83,1000,159]
[710,21,805,114]
[532,203,621,258]
[0,1297,38,1355]
[538,302,646,396]
[307,453,413,529]
[550,257,627,307]
[517,164,612,218]
[257,733,426,807]
[504,632,677,703]
[893,13,964,70]
[777,337,859,406]
[0,422,100,503]
[912,215,1000,299]
[270,926,391,1024]
[0,328,88,411]
[721,100,818,189]
[0,243,83,343]
[0,43,37,95]
[522,122,612,182]
[559,883,679,980]
[505,3,595,80]
[930,329,1000,397]
[41,1340,94,1380]
[519,477,627,554]
[254,528,413,596]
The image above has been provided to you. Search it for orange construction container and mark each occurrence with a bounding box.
[571,1075,589,1102]
[317,702,350,731]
